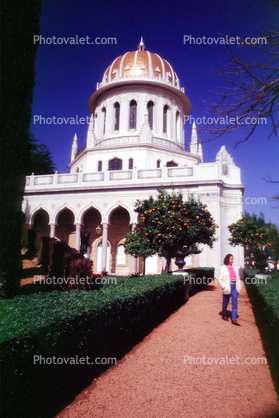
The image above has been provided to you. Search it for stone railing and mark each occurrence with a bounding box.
[25,165,195,191]
[94,135,184,151]
[96,73,185,93]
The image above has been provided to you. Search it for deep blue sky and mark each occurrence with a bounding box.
[31,0,278,225]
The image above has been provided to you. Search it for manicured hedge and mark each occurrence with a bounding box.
[1,274,187,418]
[185,267,215,296]
[244,269,279,396]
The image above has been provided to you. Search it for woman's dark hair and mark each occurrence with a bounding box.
[224,254,233,266]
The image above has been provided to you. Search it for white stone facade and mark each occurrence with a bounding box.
[23,39,244,276]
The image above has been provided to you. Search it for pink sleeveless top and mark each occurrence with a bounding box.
[227,266,236,281]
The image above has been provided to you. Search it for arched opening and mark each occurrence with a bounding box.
[147,101,154,130]
[129,158,133,169]
[33,209,50,237]
[82,208,102,265]
[109,157,122,171]
[114,102,120,131]
[24,209,50,258]
[56,209,75,246]
[163,104,169,134]
[129,100,137,130]
[109,207,130,274]
[102,107,106,135]
[176,111,180,140]
[117,244,126,264]
[166,160,178,167]
[97,241,111,272]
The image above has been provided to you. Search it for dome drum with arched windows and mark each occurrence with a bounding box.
[88,38,192,116]
[69,39,202,174]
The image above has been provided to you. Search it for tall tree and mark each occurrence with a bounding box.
[124,188,217,273]
[228,212,275,267]
[29,133,56,175]
[1,0,43,297]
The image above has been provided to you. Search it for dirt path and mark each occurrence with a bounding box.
[56,280,279,418]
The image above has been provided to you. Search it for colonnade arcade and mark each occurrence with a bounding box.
[27,204,139,275]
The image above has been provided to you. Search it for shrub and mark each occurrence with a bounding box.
[0,274,186,418]
[61,258,101,291]
[244,270,279,396]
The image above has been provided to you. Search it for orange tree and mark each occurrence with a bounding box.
[124,188,217,273]
[228,212,274,268]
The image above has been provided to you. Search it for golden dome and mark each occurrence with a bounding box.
[103,38,180,88]
[88,38,191,115]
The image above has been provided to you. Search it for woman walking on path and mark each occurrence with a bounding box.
[218,254,242,325]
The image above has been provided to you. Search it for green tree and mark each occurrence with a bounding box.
[124,230,157,276]
[228,212,270,248]
[29,133,56,175]
[267,225,279,270]
[124,188,217,273]
[228,212,274,268]
[1,0,43,298]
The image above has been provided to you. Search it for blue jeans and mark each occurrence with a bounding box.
[222,282,238,321]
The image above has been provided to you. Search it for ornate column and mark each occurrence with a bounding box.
[101,222,108,272]
[75,223,81,251]
[50,223,56,238]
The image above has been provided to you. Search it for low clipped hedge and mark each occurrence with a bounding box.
[185,267,215,296]
[1,274,187,418]
[244,269,279,396]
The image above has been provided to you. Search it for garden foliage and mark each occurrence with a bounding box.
[125,188,217,271]
[244,269,279,396]
[39,237,97,290]
[1,274,187,417]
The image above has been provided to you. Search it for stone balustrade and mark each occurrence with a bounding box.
[25,165,198,192]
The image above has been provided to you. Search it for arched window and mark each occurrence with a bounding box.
[114,102,120,131]
[102,107,106,135]
[157,159,161,168]
[109,157,122,171]
[166,161,178,167]
[129,158,133,169]
[117,244,126,264]
[129,100,137,129]
[163,105,169,133]
[147,101,154,130]
[176,111,180,139]
[98,161,102,172]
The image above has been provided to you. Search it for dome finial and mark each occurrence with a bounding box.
[138,37,145,51]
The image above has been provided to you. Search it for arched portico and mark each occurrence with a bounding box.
[108,206,131,274]
[55,209,75,246]
[33,209,50,237]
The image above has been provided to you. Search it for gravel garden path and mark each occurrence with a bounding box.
[56,279,279,418]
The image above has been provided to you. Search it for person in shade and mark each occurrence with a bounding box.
[218,254,242,326]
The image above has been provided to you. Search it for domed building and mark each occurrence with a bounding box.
[23,39,244,275]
